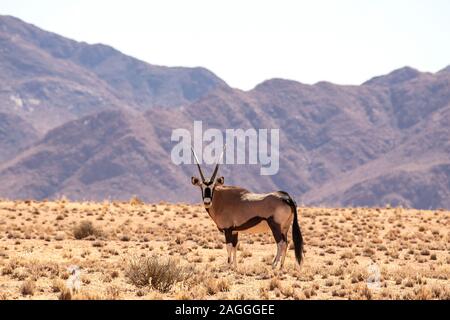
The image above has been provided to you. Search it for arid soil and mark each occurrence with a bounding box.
[0,199,449,300]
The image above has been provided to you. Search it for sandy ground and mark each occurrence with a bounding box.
[0,199,449,300]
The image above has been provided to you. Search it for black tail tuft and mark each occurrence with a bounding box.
[280,192,304,265]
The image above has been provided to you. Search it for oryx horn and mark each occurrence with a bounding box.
[210,144,226,182]
[191,147,206,182]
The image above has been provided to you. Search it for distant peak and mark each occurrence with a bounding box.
[438,65,450,74]
[0,14,36,30]
[0,14,21,21]
[252,78,305,91]
[314,81,337,87]
[363,66,421,86]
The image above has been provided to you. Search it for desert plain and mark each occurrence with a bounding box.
[0,198,449,300]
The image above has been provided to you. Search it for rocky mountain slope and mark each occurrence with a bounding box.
[0,15,227,133]
[0,15,449,209]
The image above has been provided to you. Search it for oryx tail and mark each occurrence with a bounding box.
[280,192,304,265]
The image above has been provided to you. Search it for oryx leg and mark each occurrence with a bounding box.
[224,229,233,266]
[267,218,285,269]
[231,232,239,270]
[224,229,238,269]
[226,243,233,264]
[279,212,294,270]
[279,235,289,269]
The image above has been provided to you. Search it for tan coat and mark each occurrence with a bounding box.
[207,186,294,234]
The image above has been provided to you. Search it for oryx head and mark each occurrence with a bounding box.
[191,146,225,208]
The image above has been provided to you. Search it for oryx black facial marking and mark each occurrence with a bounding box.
[191,147,224,209]
[190,146,304,270]
[203,181,213,203]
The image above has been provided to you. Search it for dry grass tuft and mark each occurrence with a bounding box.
[125,255,194,293]
[206,278,230,295]
[129,196,144,206]
[73,220,101,239]
[58,287,72,300]
[51,279,66,293]
[20,280,36,296]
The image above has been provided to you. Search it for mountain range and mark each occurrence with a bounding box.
[0,15,449,209]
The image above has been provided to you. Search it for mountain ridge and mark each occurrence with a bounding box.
[0,15,449,209]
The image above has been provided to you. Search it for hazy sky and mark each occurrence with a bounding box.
[1,0,450,90]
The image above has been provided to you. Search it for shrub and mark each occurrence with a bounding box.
[120,235,130,242]
[72,291,102,300]
[20,280,36,296]
[105,286,121,300]
[58,287,72,300]
[205,278,229,295]
[129,195,144,206]
[73,221,101,239]
[125,255,193,293]
[51,279,66,293]
[216,279,230,292]
[269,278,281,291]
[1,265,13,276]
[206,278,219,295]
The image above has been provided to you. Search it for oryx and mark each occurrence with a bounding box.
[190,149,304,269]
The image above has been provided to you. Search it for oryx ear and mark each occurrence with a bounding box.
[216,176,224,186]
[191,176,201,186]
